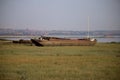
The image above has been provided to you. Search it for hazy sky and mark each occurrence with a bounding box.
[0,0,120,31]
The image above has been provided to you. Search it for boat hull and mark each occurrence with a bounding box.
[31,38,97,46]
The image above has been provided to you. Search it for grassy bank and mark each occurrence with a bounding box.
[0,40,120,80]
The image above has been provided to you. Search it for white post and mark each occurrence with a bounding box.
[87,16,90,38]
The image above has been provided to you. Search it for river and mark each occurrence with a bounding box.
[0,35,120,42]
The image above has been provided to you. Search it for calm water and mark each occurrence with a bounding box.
[96,37,120,42]
[0,35,120,42]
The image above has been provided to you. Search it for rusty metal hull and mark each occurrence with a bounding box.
[31,38,97,46]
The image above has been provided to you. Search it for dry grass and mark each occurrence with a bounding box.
[0,40,120,80]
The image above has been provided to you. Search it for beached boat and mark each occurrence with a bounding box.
[31,17,97,46]
[31,36,97,46]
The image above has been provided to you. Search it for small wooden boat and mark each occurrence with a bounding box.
[31,36,97,46]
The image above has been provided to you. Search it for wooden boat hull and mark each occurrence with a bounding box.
[31,38,97,46]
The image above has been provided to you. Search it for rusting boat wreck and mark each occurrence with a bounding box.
[31,36,97,46]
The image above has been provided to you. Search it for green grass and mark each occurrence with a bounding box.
[0,40,120,80]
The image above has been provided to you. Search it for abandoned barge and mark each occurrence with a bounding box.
[31,36,97,46]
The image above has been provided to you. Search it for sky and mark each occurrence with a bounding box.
[0,0,120,31]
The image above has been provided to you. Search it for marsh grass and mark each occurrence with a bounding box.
[0,41,120,80]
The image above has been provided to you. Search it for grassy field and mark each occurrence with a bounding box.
[0,40,120,80]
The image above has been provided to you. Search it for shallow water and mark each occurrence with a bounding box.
[0,35,120,42]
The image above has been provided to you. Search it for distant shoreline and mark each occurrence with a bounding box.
[0,35,120,38]
[0,35,120,43]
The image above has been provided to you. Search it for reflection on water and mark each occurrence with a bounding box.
[0,35,120,42]
[0,37,30,41]
[96,37,120,42]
